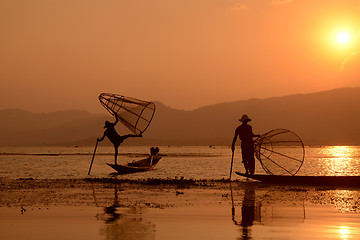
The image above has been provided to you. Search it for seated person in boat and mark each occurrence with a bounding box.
[231,114,260,175]
[128,147,160,167]
[98,115,142,165]
[150,147,159,156]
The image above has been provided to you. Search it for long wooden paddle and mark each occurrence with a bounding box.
[229,150,234,180]
[88,140,99,175]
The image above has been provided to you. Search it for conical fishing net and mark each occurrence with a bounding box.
[99,93,155,135]
[254,129,305,176]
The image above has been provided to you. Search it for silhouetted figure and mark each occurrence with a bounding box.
[98,115,142,165]
[231,114,260,175]
[150,147,159,156]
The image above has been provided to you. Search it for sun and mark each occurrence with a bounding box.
[336,32,350,44]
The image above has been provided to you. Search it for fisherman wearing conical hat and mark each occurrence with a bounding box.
[231,114,260,175]
[98,115,142,165]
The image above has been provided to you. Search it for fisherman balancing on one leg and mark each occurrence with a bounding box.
[98,115,142,165]
[231,114,260,175]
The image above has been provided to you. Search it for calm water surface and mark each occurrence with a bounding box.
[1,146,360,179]
[1,146,360,240]
[1,185,360,240]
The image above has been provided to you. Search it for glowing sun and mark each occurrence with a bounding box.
[336,32,350,44]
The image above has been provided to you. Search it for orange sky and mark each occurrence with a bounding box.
[1,0,359,112]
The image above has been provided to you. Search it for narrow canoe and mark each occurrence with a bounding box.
[235,172,360,187]
[107,156,162,174]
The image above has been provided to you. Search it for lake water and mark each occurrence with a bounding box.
[2,145,360,240]
[1,145,360,179]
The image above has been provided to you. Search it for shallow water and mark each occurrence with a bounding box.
[0,145,360,179]
[1,185,360,240]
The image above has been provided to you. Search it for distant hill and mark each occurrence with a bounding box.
[0,109,106,145]
[1,87,360,146]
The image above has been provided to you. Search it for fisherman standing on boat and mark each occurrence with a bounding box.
[231,114,260,175]
[98,115,142,165]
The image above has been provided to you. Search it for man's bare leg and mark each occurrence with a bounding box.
[114,147,118,165]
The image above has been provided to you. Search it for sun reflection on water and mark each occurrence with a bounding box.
[319,146,359,176]
[327,146,354,158]
[339,226,350,240]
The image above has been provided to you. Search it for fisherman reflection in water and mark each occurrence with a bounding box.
[240,186,256,240]
[232,114,260,175]
[231,184,256,240]
[98,115,142,165]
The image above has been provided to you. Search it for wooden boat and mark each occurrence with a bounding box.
[235,172,360,187]
[107,155,162,174]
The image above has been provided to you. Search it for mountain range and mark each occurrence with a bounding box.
[1,87,360,146]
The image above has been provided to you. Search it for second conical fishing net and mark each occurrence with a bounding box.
[99,93,155,135]
[254,129,305,176]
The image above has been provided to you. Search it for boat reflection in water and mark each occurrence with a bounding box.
[231,183,360,239]
[95,185,156,240]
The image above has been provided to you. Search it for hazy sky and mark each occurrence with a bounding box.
[1,0,359,113]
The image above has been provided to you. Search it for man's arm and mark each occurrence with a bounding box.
[113,114,119,126]
[97,132,105,142]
